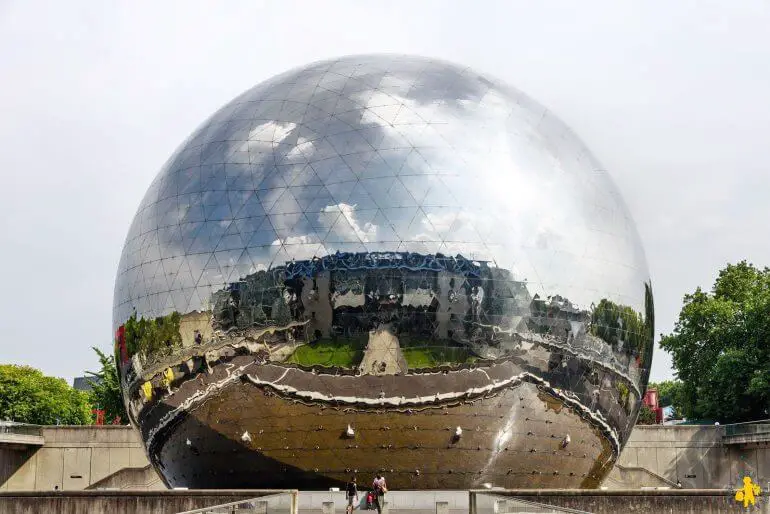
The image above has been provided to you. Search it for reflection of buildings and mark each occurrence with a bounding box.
[530,294,588,343]
[118,252,653,491]
[209,252,533,366]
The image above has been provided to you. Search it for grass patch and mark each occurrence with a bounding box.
[402,345,477,369]
[285,336,478,370]
[285,337,365,368]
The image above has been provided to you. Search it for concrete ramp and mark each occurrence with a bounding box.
[86,465,164,491]
[602,464,677,490]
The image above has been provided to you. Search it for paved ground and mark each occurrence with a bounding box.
[359,323,408,375]
[299,510,469,514]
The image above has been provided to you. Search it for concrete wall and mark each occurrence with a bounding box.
[609,425,769,490]
[0,426,162,492]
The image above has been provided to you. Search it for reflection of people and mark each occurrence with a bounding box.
[471,285,484,320]
[345,476,358,514]
[194,330,202,345]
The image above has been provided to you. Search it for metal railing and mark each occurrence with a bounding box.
[176,491,298,514]
[723,419,770,439]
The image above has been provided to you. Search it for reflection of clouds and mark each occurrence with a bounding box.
[249,121,296,144]
[285,137,314,161]
[265,203,379,261]
[271,235,319,261]
[272,234,315,246]
[231,120,299,161]
[116,55,651,328]
[355,78,646,311]
[322,203,377,243]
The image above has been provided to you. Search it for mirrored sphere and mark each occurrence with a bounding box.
[114,54,653,489]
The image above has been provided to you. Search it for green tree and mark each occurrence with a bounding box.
[637,405,657,425]
[660,261,770,423]
[0,365,91,425]
[85,347,127,424]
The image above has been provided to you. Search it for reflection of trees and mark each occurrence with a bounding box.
[590,299,647,357]
[124,312,182,359]
[616,381,630,413]
[529,285,653,368]
[642,282,654,368]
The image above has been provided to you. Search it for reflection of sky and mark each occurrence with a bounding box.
[114,55,650,328]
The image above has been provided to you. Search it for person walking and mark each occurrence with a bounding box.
[372,474,387,514]
[346,476,358,514]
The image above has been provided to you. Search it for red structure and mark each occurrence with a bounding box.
[643,387,664,424]
[92,409,105,426]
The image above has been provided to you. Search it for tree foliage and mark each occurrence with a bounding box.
[591,299,646,352]
[0,365,91,425]
[85,347,127,424]
[590,284,654,370]
[660,261,770,423]
[123,311,182,359]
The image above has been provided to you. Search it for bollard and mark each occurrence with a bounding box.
[493,498,509,514]
[322,501,335,514]
[435,501,449,514]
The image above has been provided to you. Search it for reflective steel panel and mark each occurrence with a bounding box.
[114,54,653,489]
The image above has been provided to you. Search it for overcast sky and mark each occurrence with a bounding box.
[1,0,768,383]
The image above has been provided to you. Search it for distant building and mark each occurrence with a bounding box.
[72,376,101,392]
